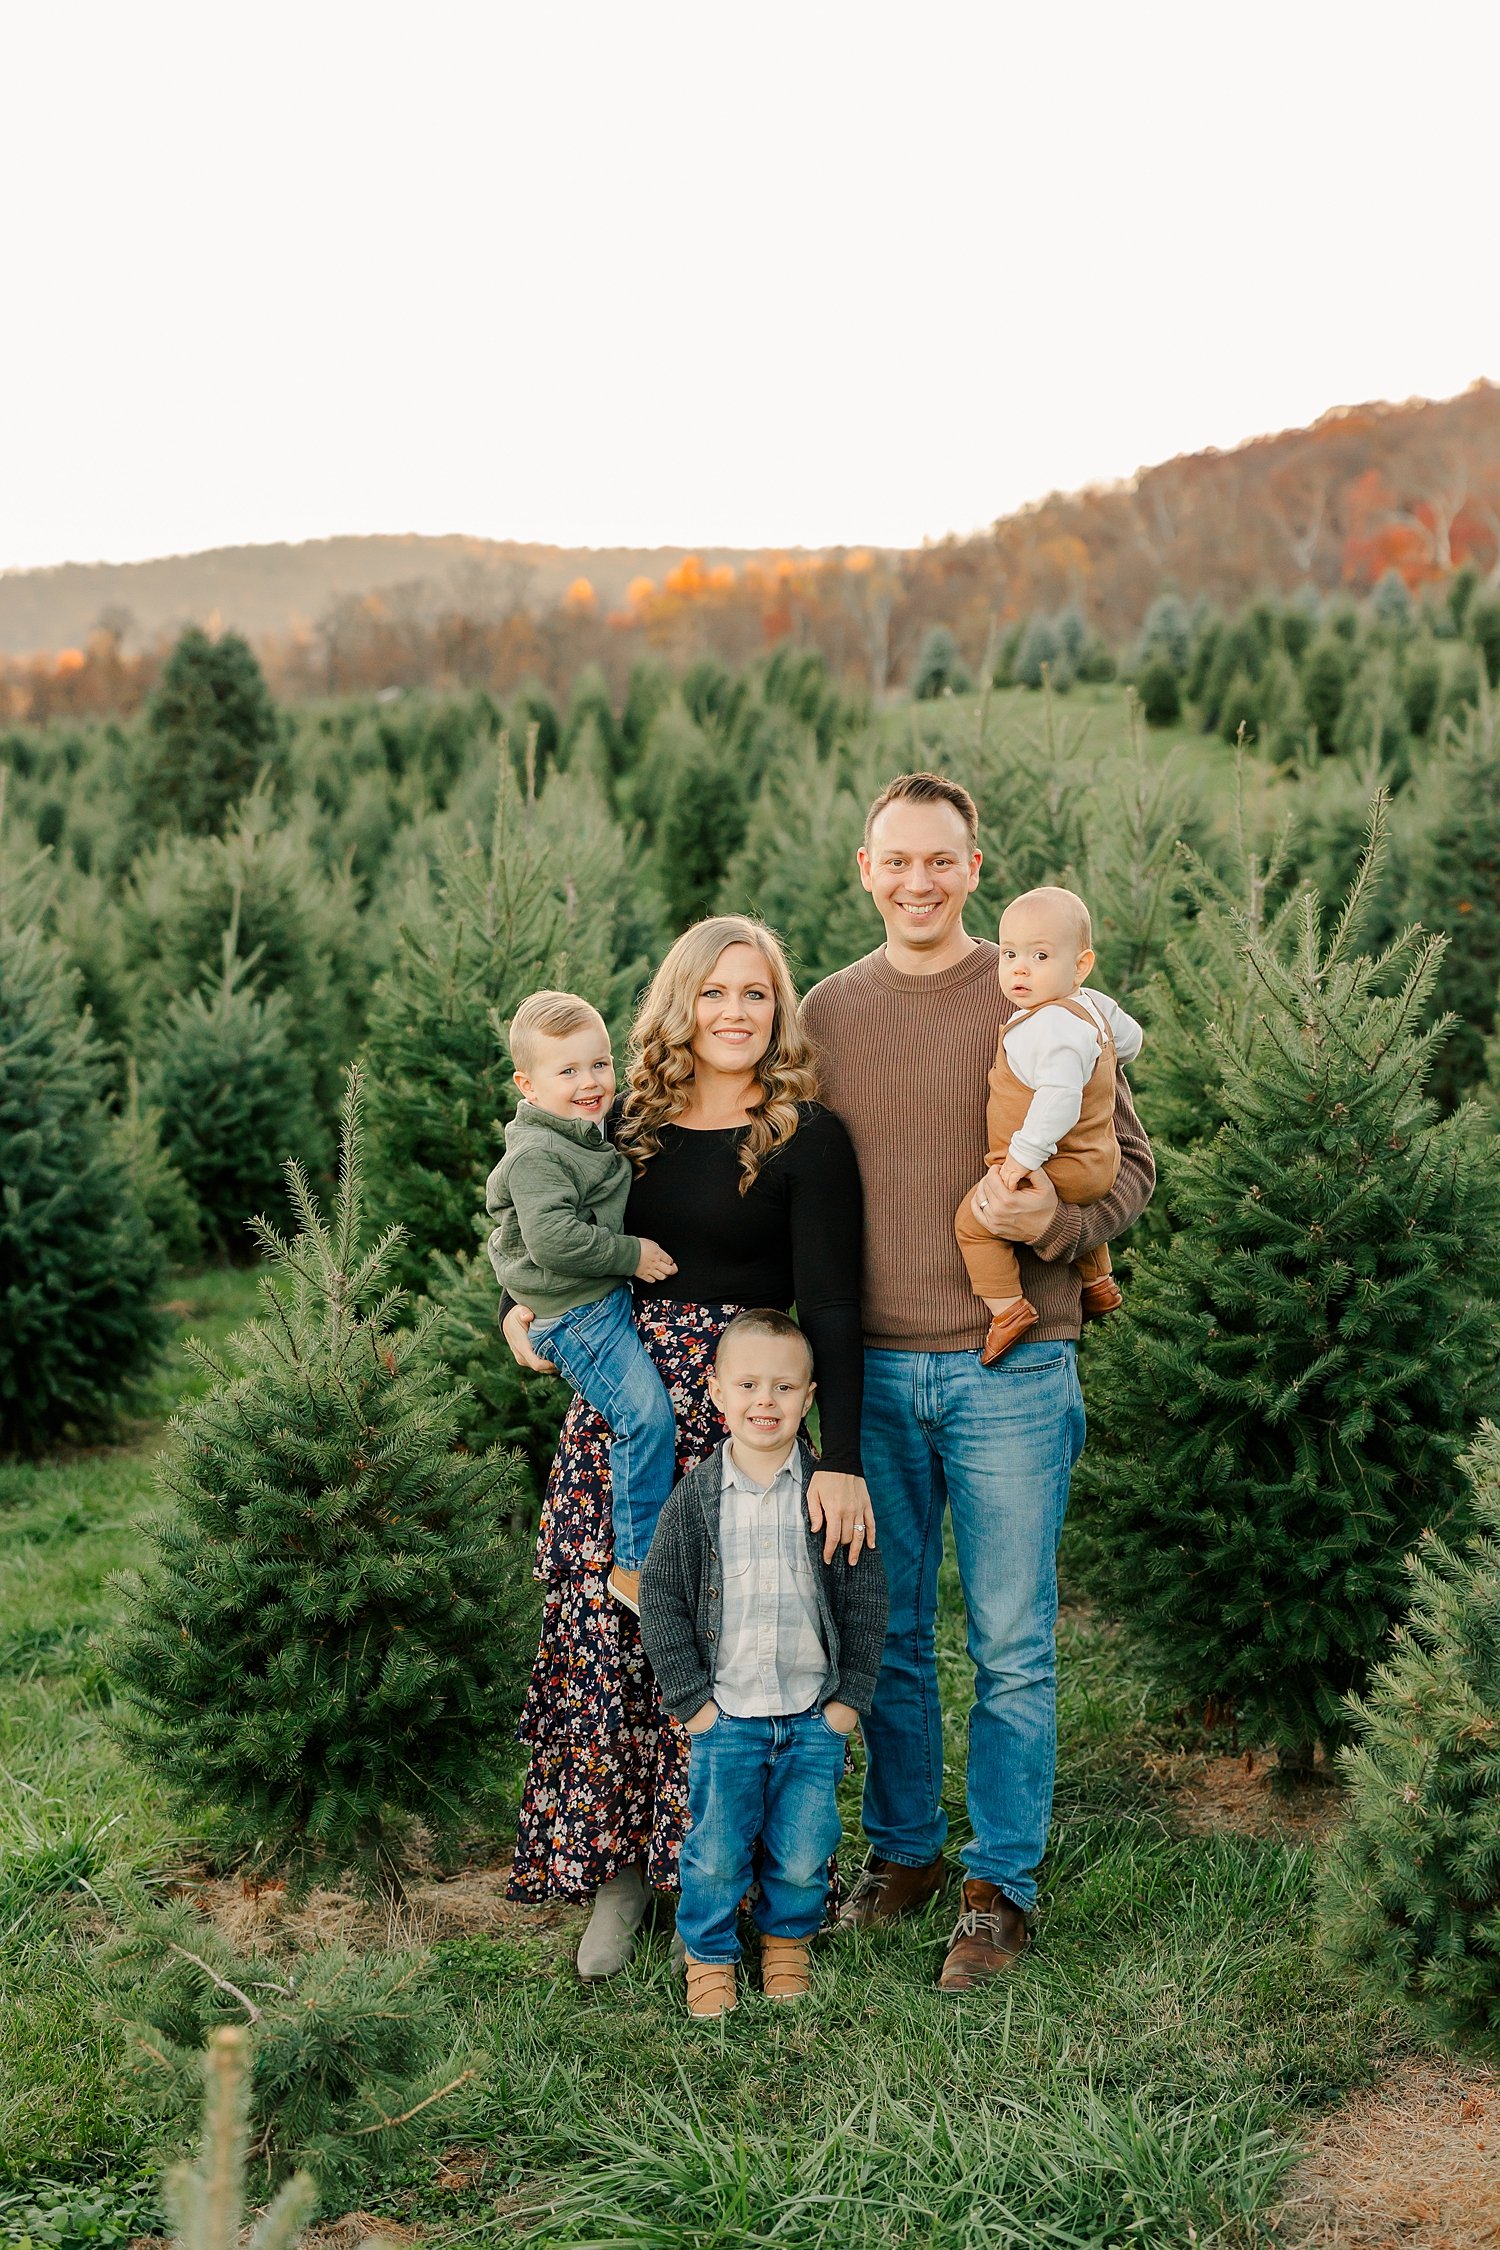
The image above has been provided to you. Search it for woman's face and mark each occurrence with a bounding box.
[690,943,777,1078]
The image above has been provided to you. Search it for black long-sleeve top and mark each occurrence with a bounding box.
[622,1102,865,1476]
[504,1099,865,1476]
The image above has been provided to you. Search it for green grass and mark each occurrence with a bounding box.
[0,1266,1393,2245]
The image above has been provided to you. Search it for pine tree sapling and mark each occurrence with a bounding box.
[1076,805,1500,1761]
[113,1904,474,2196]
[106,1069,532,1893]
[165,2028,317,2250]
[0,829,166,1452]
[1137,654,1182,728]
[1320,1424,1500,2058]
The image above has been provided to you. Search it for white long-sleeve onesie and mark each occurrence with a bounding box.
[1004,988,1144,1173]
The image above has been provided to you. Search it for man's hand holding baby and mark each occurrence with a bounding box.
[969,1164,1059,1242]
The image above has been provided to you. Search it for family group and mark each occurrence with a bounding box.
[486,769,1155,2017]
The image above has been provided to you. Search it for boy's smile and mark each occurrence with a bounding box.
[513,1019,617,1122]
[708,1332,816,1476]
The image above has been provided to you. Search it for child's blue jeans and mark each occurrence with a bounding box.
[675,1707,849,1962]
[531,1286,677,1572]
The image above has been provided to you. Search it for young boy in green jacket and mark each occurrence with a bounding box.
[486,989,677,1613]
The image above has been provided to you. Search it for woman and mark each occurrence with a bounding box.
[502,914,870,1977]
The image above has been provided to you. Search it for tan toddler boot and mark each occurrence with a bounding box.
[759,1935,811,2001]
[607,1565,641,1614]
[685,1956,738,2018]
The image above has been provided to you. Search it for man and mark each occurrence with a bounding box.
[801,771,1154,1990]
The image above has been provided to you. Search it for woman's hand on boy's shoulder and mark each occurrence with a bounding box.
[807,1469,876,1565]
[502,1301,558,1374]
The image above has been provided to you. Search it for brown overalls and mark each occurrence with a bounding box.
[954,994,1120,1302]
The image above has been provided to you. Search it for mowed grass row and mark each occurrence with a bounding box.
[0,1276,1393,2246]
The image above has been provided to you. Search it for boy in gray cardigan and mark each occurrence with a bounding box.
[639,1310,889,2019]
[486,990,677,1613]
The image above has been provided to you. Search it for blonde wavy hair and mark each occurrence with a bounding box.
[615,916,818,1192]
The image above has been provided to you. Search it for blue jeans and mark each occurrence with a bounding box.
[531,1287,677,1571]
[859,1339,1085,1912]
[675,1708,849,1962]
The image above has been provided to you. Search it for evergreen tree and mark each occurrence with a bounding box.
[1371,567,1415,630]
[111,1905,474,2195]
[1402,637,1443,738]
[123,789,365,1127]
[1300,634,1350,749]
[106,1071,533,1895]
[114,1060,202,1268]
[141,899,324,1258]
[1013,614,1063,690]
[361,761,650,1293]
[1398,705,1500,1108]
[1470,597,1500,691]
[1076,808,1500,1764]
[656,744,749,928]
[912,626,970,701]
[0,830,166,1452]
[1319,1423,1500,2058]
[1217,668,1258,745]
[561,665,623,778]
[1436,645,1485,736]
[421,1246,566,1516]
[1138,593,1192,675]
[1137,655,1181,728]
[141,629,285,836]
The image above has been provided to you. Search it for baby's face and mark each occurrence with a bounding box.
[515,1022,616,1123]
[996,908,1089,1010]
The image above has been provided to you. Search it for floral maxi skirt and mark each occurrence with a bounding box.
[508,1296,739,1902]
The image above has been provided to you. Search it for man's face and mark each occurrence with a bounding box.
[858,800,982,954]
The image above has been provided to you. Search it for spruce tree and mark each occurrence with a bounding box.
[912,626,970,700]
[1137,654,1181,728]
[1399,703,1500,1108]
[111,1903,474,2195]
[1319,1423,1500,2058]
[361,759,650,1293]
[106,1070,532,1895]
[140,629,285,836]
[114,1060,202,1268]
[0,831,166,1452]
[1076,807,1500,1763]
[141,898,324,1258]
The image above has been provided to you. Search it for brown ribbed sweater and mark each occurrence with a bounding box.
[802,939,1156,1354]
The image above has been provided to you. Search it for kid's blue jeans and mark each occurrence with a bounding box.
[675,1707,849,1962]
[530,1285,677,1572]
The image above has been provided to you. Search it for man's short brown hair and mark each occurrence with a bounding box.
[863,771,979,850]
[714,1307,815,1379]
[508,990,607,1076]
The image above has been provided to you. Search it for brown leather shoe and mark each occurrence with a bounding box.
[980,1300,1039,1365]
[759,1935,811,2000]
[1080,1276,1123,1320]
[938,1880,1030,1991]
[685,1956,738,2017]
[837,1854,947,1929]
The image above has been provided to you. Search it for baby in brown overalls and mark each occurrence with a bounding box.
[955,886,1144,1365]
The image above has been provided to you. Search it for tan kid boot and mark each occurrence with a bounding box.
[607,1565,641,1614]
[685,1956,738,2018]
[759,1935,811,2001]
[1080,1276,1123,1320]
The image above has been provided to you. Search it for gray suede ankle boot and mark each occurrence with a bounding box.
[576,1868,649,1980]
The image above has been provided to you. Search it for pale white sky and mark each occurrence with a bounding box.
[4,0,1498,573]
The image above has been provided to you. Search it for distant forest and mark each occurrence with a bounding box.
[3,380,1497,724]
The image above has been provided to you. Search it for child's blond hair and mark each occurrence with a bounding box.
[508,990,607,1077]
